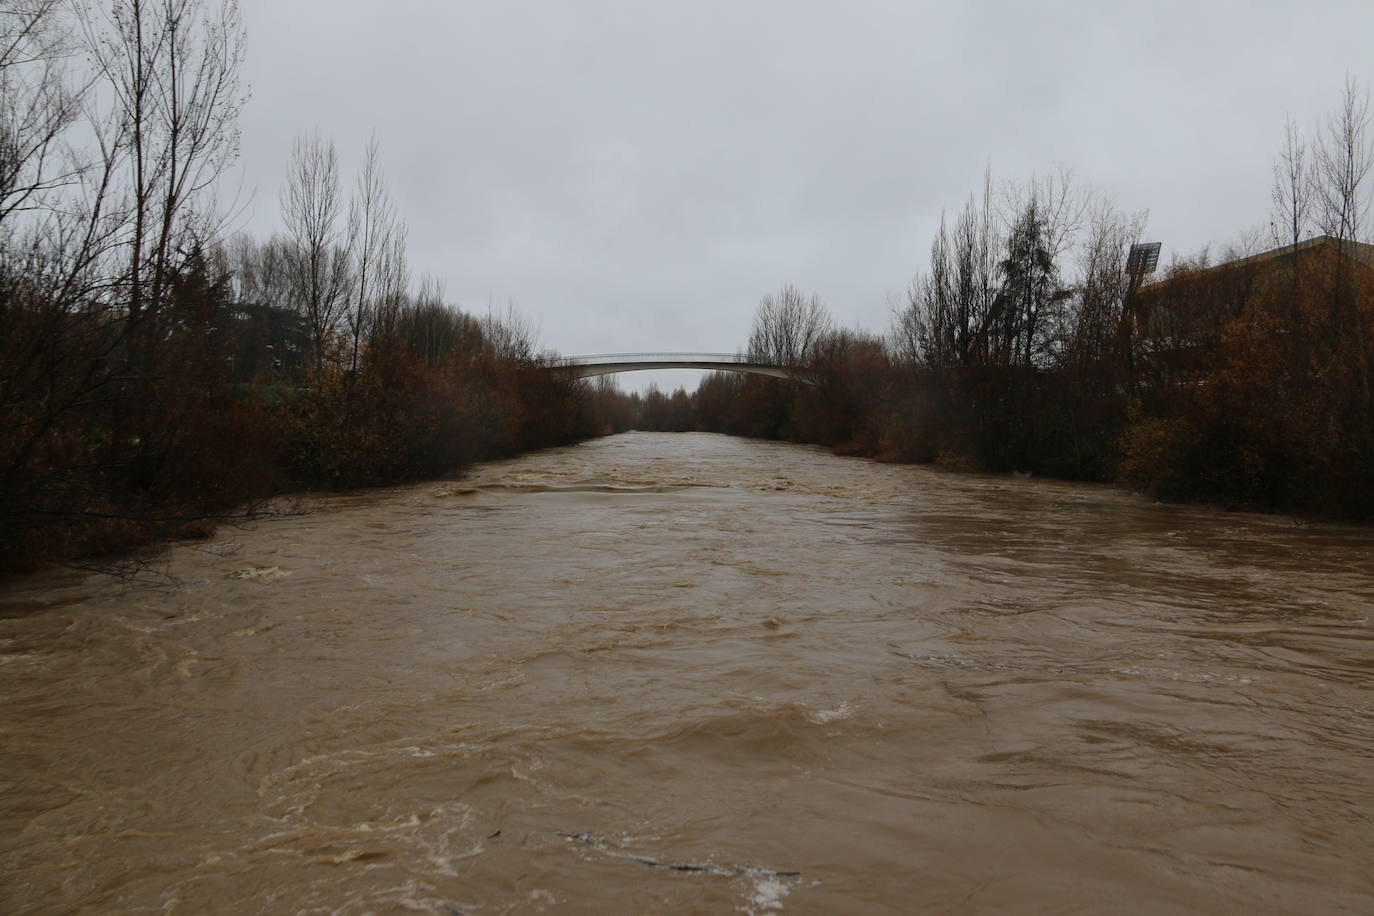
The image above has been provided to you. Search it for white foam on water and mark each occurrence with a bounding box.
[743,873,792,913]
[228,565,291,583]
[807,702,854,724]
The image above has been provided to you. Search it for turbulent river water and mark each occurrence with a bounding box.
[2,431,1373,914]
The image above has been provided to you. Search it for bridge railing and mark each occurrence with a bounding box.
[543,352,781,367]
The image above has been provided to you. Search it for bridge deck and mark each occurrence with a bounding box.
[548,353,801,381]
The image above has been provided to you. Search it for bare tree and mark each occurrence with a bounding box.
[345,134,404,371]
[1270,116,1313,249]
[906,213,953,368]
[1000,169,1083,260]
[78,0,247,327]
[224,231,292,312]
[281,130,350,367]
[3,0,255,567]
[369,217,408,352]
[0,0,85,231]
[890,272,927,369]
[401,274,484,368]
[481,301,539,364]
[747,283,831,367]
[1069,199,1144,366]
[985,170,1084,367]
[901,168,1001,369]
[1310,77,1374,401]
[1313,75,1372,244]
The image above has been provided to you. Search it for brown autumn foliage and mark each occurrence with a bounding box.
[1,249,610,571]
[1,250,285,571]
[648,109,1374,523]
[0,0,620,572]
[1119,239,1374,515]
[7,1,1373,580]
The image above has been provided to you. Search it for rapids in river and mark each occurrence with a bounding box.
[2,431,1372,913]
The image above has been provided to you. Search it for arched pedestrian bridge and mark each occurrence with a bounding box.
[548,352,806,381]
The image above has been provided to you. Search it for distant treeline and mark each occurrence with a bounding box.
[1,1,625,571]
[633,82,1374,522]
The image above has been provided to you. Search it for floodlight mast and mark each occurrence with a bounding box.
[1117,241,1163,395]
[1127,241,1162,278]
[1125,241,1162,304]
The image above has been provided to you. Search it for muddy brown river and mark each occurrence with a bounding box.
[2,431,1372,913]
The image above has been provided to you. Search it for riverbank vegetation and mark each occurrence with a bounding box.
[635,82,1374,523]
[0,1,626,572]
[5,3,1370,572]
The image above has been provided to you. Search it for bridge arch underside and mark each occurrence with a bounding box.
[559,361,795,380]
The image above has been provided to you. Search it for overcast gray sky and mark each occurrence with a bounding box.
[231,0,1374,390]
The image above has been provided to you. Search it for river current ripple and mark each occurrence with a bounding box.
[2,432,1372,913]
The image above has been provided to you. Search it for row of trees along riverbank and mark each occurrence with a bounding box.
[6,0,1371,570]
[0,1,627,572]
[635,83,1374,523]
